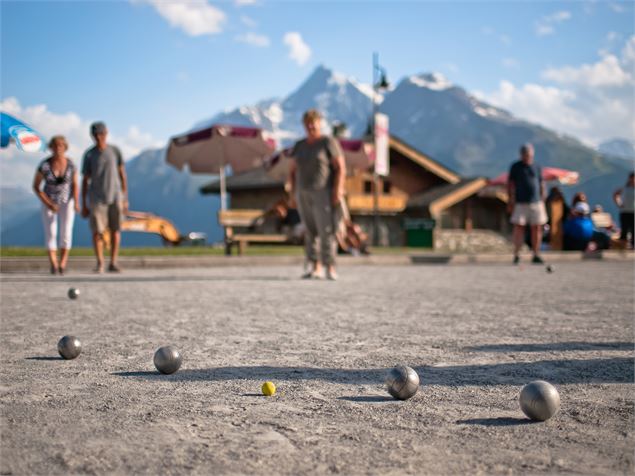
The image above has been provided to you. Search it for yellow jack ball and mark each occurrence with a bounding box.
[261,381,276,396]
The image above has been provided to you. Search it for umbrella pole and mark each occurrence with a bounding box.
[220,165,227,210]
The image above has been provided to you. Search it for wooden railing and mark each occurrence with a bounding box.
[346,194,407,213]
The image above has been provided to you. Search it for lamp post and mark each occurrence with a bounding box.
[372,52,389,246]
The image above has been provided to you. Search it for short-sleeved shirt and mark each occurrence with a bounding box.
[82,145,123,205]
[620,185,634,213]
[508,160,543,204]
[291,136,343,191]
[37,158,76,204]
[564,216,594,241]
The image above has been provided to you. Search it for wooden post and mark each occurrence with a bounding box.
[465,198,473,232]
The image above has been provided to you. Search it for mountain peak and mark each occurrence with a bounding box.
[408,72,453,91]
[285,65,373,104]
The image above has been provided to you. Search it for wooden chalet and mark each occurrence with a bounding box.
[201,135,509,248]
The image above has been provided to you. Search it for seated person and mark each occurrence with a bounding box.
[337,219,370,256]
[250,195,305,244]
[563,201,610,251]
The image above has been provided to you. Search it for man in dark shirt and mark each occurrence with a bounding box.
[507,143,547,264]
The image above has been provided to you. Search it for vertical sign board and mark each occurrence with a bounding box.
[374,113,389,176]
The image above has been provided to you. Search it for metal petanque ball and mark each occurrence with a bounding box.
[546,265,554,274]
[153,346,182,375]
[67,288,80,300]
[385,365,420,400]
[57,335,82,359]
[519,380,560,421]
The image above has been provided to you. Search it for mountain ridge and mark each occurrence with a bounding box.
[2,65,631,246]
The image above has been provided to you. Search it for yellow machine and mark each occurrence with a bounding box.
[102,211,202,248]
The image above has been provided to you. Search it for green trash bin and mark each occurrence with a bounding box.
[404,218,436,248]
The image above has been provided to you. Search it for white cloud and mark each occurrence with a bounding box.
[622,35,635,66]
[542,54,631,87]
[235,32,270,47]
[0,97,162,190]
[283,32,311,66]
[135,0,226,37]
[235,0,257,5]
[240,15,257,27]
[478,37,635,145]
[479,80,588,130]
[535,10,571,37]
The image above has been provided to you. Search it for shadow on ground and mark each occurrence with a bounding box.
[338,396,394,403]
[113,357,634,386]
[456,417,538,426]
[467,342,634,353]
[25,356,63,361]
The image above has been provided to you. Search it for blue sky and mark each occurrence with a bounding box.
[1,0,634,161]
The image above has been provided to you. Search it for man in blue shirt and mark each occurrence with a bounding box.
[507,143,547,264]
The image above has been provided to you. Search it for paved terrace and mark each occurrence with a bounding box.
[0,262,633,475]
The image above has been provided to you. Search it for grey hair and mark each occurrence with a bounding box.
[520,143,534,155]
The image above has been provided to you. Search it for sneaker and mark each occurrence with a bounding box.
[513,255,520,265]
[531,255,544,264]
[108,263,122,273]
[94,264,104,274]
[58,266,65,276]
[50,266,57,275]
[301,270,322,280]
[326,269,338,281]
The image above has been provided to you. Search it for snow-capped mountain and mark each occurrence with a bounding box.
[194,65,375,147]
[599,138,635,160]
[2,65,631,246]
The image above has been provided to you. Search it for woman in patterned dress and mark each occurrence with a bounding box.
[32,135,80,274]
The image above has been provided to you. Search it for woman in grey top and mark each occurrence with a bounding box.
[288,109,346,280]
[32,135,80,274]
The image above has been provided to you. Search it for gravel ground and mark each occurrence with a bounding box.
[0,262,633,475]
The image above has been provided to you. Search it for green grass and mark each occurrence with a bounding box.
[0,245,307,257]
[0,246,436,257]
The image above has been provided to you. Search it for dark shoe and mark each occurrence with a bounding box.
[532,255,544,264]
[301,270,321,280]
[108,263,122,273]
[513,255,520,265]
[58,266,65,276]
[50,266,57,275]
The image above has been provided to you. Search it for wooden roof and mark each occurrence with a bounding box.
[388,135,460,184]
[407,177,489,216]
[200,134,462,195]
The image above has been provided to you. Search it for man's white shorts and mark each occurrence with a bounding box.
[511,202,548,226]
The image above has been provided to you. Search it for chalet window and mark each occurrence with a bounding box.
[383,180,392,194]
[364,180,373,194]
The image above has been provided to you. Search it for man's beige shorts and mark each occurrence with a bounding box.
[511,202,548,226]
[90,202,123,234]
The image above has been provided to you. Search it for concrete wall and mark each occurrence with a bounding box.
[434,229,513,253]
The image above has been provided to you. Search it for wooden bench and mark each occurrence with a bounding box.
[217,209,288,255]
